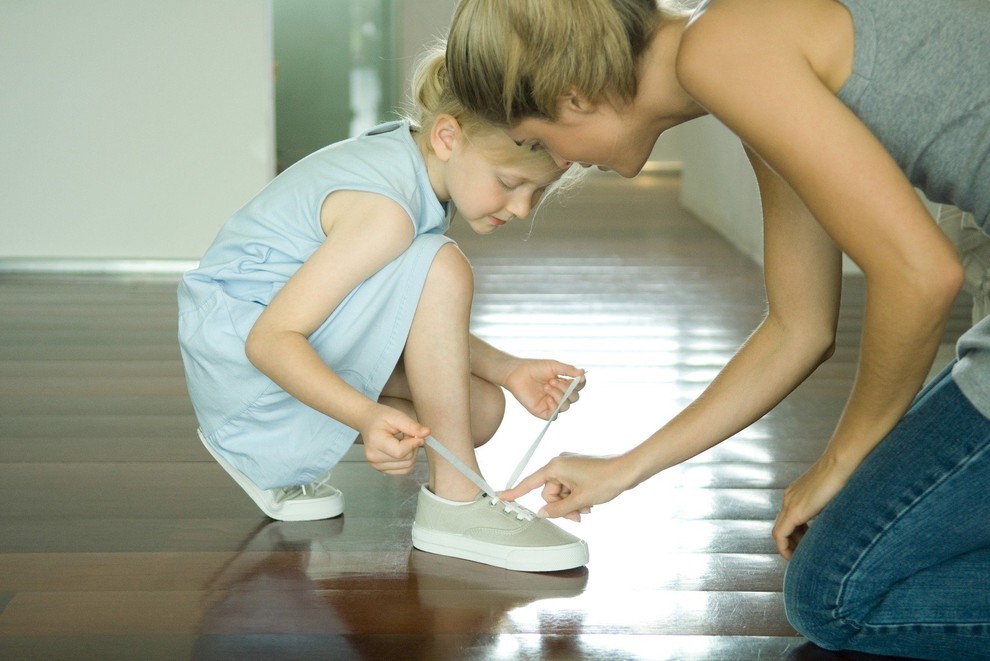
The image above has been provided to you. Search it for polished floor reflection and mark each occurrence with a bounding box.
[0,174,970,660]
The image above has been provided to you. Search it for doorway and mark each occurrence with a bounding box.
[273,0,400,172]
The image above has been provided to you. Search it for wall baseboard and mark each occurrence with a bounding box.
[0,259,197,275]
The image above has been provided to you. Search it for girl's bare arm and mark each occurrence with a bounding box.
[246,190,421,434]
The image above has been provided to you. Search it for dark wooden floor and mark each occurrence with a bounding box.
[0,174,971,660]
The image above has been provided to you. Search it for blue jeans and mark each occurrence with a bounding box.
[784,363,990,660]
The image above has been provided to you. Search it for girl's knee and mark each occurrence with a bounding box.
[429,243,474,295]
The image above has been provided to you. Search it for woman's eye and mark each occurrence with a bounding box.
[512,139,542,152]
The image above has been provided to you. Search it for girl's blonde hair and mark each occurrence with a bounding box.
[446,0,691,126]
[407,44,549,168]
[406,45,582,203]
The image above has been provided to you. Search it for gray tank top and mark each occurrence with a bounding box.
[836,0,990,230]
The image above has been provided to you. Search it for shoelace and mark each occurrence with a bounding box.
[490,496,535,521]
[503,375,582,490]
[300,472,334,496]
[424,374,583,508]
[275,472,335,502]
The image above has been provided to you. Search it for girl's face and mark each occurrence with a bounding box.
[436,125,562,235]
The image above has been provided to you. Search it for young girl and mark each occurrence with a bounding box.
[446,0,989,655]
[177,49,589,573]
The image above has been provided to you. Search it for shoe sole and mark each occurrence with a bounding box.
[411,523,589,572]
[197,429,344,521]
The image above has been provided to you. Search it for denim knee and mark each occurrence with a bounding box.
[784,540,857,650]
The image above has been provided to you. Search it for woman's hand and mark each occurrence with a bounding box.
[503,359,585,420]
[359,404,429,475]
[500,452,632,522]
[773,452,853,559]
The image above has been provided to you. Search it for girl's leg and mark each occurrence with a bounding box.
[393,242,589,573]
[395,243,498,501]
[380,356,505,451]
[784,364,990,660]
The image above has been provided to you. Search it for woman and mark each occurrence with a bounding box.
[445,0,990,656]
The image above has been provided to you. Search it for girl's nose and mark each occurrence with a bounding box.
[507,192,533,219]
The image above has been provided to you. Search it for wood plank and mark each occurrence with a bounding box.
[0,173,966,660]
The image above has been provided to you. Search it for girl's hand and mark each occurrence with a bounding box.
[359,404,429,475]
[504,360,585,420]
[772,453,853,559]
[499,452,630,522]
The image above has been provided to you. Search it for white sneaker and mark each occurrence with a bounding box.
[408,546,588,610]
[411,485,589,572]
[198,429,344,521]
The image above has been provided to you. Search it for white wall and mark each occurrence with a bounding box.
[398,0,459,99]
[1,0,693,267]
[678,117,763,262]
[0,0,471,266]
[679,116,883,275]
[678,117,951,275]
[1,0,275,263]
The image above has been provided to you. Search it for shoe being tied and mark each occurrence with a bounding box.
[411,485,589,572]
[198,429,344,521]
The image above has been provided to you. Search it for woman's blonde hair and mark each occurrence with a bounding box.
[446,0,690,126]
[406,45,582,203]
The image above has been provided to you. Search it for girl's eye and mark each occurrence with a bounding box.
[498,179,516,190]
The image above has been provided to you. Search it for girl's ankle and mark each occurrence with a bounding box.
[429,480,482,503]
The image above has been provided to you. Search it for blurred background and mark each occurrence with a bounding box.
[0,0,836,268]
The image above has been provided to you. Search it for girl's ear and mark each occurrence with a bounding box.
[430,114,461,161]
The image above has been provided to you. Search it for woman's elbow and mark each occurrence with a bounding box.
[912,257,965,318]
[938,259,966,307]
[808,324,837,367]
[766,312,837,367]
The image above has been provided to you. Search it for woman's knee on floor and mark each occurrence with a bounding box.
[784,538,858,650]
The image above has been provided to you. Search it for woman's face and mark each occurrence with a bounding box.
[506,97,656,178]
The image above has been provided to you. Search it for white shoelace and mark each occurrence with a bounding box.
[276,472,335,502]
[424,374,582,507]
[504,376,582,490]
[490,496,535,521]
[300,472,334,496]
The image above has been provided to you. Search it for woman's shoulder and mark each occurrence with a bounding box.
[678,0,851,97]
[682,0,805,45]
[684,0,846,43]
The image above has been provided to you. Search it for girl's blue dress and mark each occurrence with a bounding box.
[178,121,453,489]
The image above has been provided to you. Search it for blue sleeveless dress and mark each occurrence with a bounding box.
[178,121,453,489]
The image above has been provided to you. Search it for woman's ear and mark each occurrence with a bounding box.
[560,90,597,115]
[430,114,461,161]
